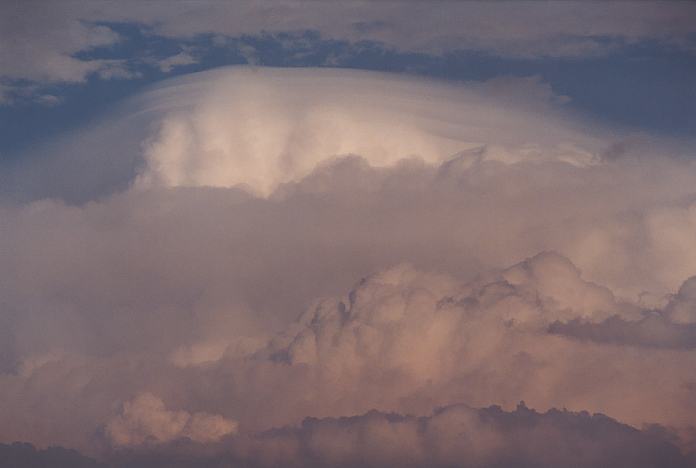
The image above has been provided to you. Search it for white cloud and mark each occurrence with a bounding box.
[132,67,603,196]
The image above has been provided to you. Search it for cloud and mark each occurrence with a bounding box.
[0,84,65,107]
[550,277,696,348]
[0,442,100,468]
[157,50,198,73]
[131,67,602,197]
[237,253,694,435]
[549,315,696,349]
[645,205,696,293]
[0,1,122,84]
[94,60,140,80]
[7,403,694,467]
[229,404,693,468]
[2,1,696,98]
[1,67,696,462]
[105,393,237,447]
[3,66,603,202]
[3,244,696,453]
[667,277,696,325]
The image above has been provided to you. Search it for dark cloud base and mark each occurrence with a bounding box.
[0,442,100,468]
[4,404,695,468]
[549,315,696,349]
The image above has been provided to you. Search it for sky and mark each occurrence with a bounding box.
[1,1,696,467]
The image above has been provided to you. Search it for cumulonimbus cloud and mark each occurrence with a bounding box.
[1,67,696,466]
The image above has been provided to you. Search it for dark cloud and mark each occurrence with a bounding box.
[229,404,695,468]
[0,442,100,468]
[549,314,696,349]
[6,404,696,468]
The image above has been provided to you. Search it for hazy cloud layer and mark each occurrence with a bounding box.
[1,67,696,466]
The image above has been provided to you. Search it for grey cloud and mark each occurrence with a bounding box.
[0,442,100,468]
[157,50,199,73]
[549,314,696,349]
[666,277,696,324]
[2,1,696,93]
[543,276,696,348]
[229,404,694,468]
[7,403,694,468]
[114,1,696,57]
[0,1,122,84]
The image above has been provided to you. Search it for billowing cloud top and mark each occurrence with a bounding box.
[1,66,696,467]
[133,67,602,196]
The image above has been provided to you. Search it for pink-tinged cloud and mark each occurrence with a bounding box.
[1,68,695,467]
